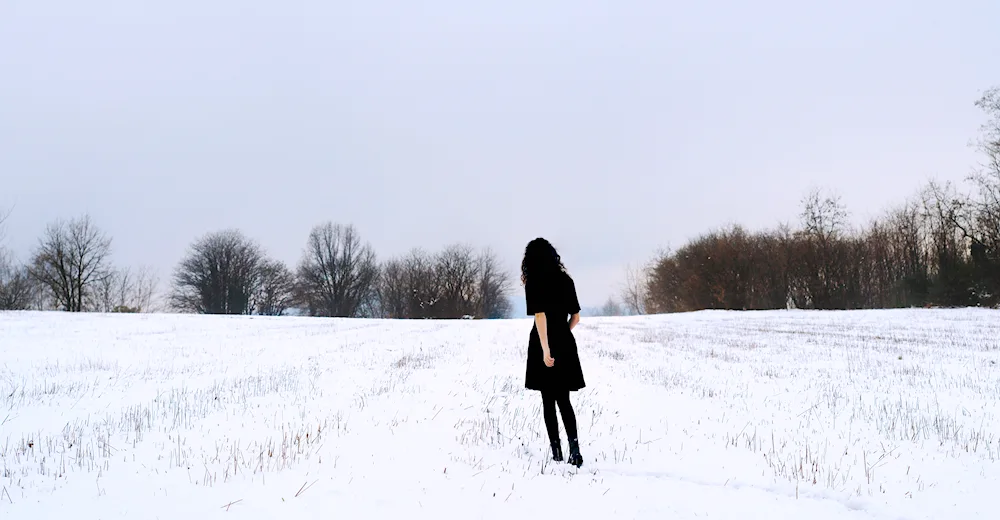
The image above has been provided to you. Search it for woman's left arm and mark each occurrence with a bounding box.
[568,313,580,331]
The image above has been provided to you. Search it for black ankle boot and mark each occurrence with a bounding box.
[550,440,563,462]
[567,438,583,467]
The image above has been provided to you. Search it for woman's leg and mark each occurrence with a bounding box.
[554,391,578,440]
[541,390,560,443]
[540,390,563,460]
[555,391,583,467]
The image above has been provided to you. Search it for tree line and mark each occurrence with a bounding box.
[621,85,1000,313]
[168,222,512,319]
[0,213,513,319]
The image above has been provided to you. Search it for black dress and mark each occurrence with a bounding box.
[524,271,586,392]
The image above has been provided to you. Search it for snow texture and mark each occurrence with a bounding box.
[1,308,998,519]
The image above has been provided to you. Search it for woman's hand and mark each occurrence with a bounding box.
[543,346,555,367]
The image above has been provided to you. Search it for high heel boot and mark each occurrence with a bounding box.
[550,439,564,462]
[567,438,583,467]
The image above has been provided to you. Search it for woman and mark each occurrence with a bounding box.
[521,237,585,467]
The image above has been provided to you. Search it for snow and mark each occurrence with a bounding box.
[1,308,999,519]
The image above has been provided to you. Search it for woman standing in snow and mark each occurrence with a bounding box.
[521,237,585,467]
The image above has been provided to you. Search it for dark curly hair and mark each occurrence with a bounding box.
[520,237,567,286]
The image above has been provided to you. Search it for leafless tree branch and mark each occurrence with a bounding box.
[88,265,159,313]
[255,259,295,316]
[171,229,265,314]
[620,262,650,315]
[28,215,113,312]
[296,222,379,318]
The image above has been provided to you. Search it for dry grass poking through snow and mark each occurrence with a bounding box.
[0,309,998,519]
[578,310,1000,496]
[451,308,1000,517]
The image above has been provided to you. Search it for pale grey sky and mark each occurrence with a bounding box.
[1,0,998,309]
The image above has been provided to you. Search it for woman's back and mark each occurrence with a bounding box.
[526,271,581,318]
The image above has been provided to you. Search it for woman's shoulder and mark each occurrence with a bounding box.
[527,270,574,290]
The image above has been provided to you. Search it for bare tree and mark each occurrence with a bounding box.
[296,222,379,318]
[644,247,682,314]
[2,209,51,310]
[795,189,852,309]
[432,244,513,319]
[475,247,513,319]
[89,266,159,313]
[974,86,1000,176]
[0,208,34,310]
[620,262,649,315]
[376,248,441,319]
[400,248,440,318]
[0,251,36,311]
[377,248,465,319]
[375,256,408,318]
[922,181,979,305]
[800,188,849,241]
[600,296,623,316]
[879,198,931,307]
[961,86,1000,304]
[434,244,480,318]
[171,229,265,314]
[255,259,296,316]
[28,215,113,312]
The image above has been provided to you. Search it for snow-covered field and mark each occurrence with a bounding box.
[1,309,999,519]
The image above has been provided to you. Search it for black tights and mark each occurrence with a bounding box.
[541,389,578,443]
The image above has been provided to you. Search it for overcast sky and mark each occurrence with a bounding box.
[1,0,998,310]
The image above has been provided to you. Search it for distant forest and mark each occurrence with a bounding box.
[3,85,998,317]
[616,85,1000,314]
